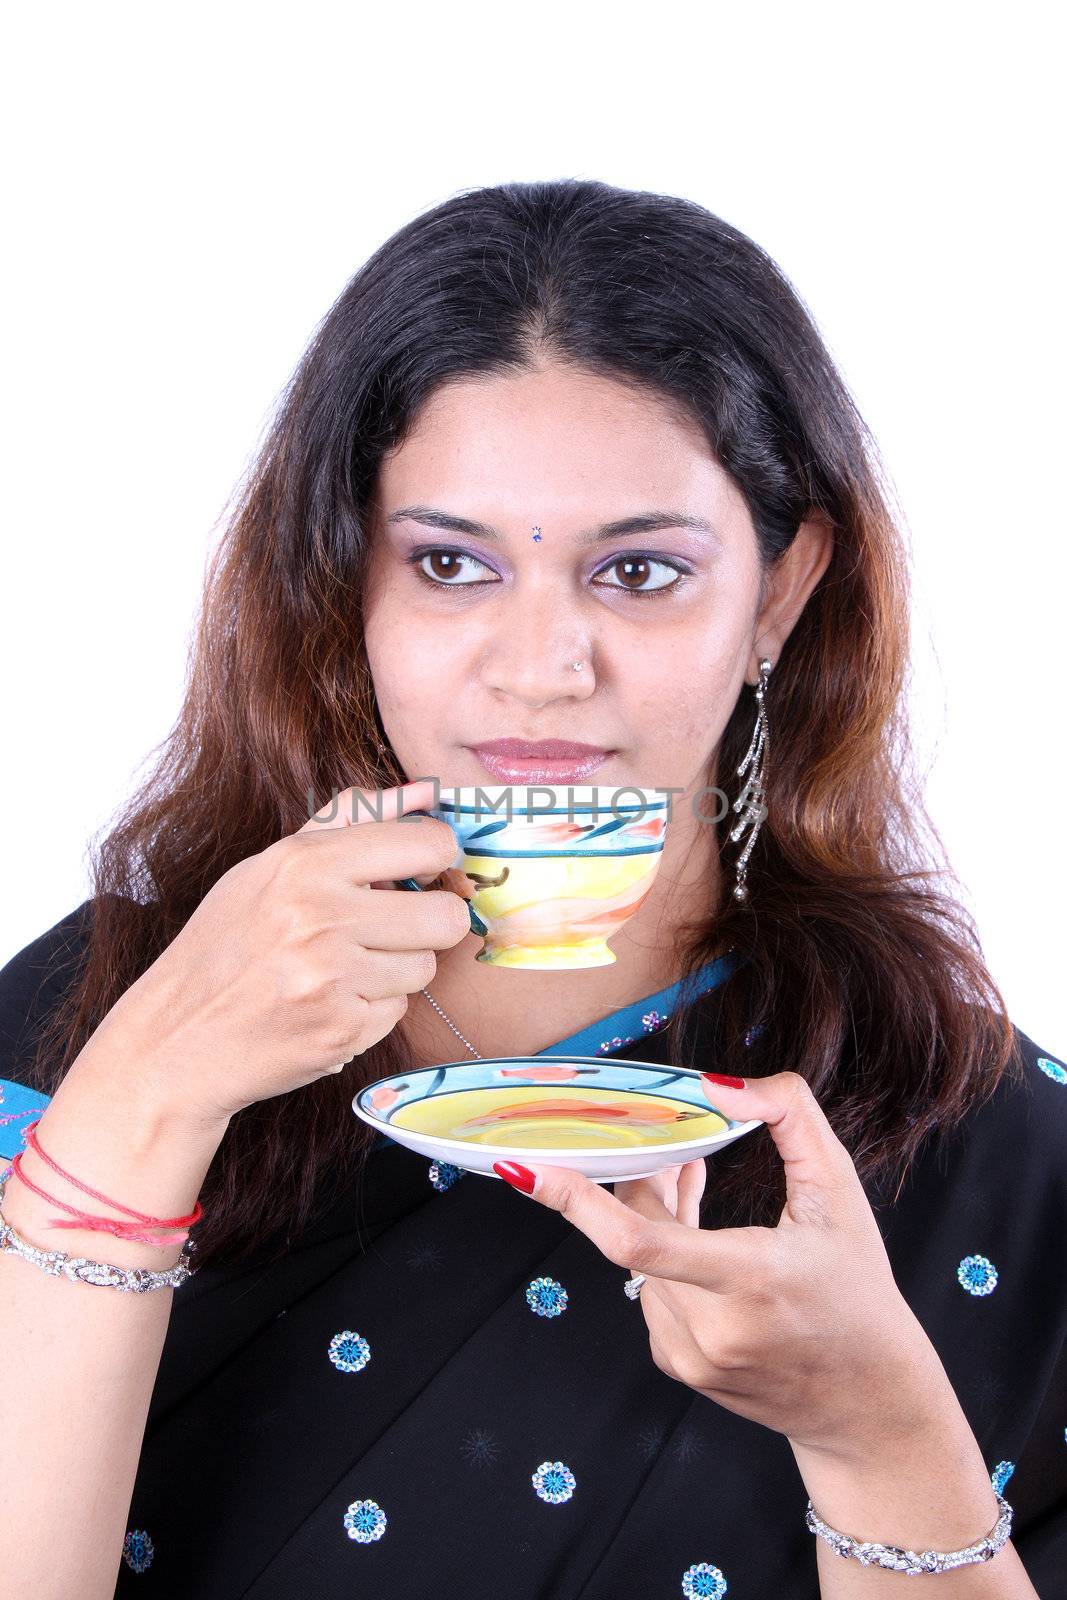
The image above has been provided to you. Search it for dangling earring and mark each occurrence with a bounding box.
[729,657,772,902]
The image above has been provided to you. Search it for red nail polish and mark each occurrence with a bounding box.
[493,1160,537,1194]
[701,1072,746,1089]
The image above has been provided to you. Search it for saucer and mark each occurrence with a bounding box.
[352,1056,764,1183]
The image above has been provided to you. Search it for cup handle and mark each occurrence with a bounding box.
[396,811,488,936]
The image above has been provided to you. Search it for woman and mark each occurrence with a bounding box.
[0,179,1062,1598]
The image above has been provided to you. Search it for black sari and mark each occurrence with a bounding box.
[2,904,1064,1597]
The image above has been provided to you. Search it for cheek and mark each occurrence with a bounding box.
[364,589,442,700]
[366,624,458,738]
[623,634,740,746]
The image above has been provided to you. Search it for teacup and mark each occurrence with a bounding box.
[398,784,670,969]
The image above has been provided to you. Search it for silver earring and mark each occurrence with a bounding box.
[570,661,584,672]
[729,657,772,902]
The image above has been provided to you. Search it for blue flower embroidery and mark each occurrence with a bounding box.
[682,1561,728,1597]
[343,1499,387,1542]
[428,1160,464,1192]
[122,1529,155,1573]
[531,1460,576,1503]
[328,1331,371,1373]
[405,1239,446,1272]
[1036,1057,1067,1085]
[957,1254,998,1296]
[460,1427,501,1466]
[636,1423,666,1461]
[673,1427,706,1466]
[642,1008,664,1031]
[525,1275,568,1317]
[990,1460,1015,1495]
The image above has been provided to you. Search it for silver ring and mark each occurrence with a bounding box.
[623,1273,646,1300]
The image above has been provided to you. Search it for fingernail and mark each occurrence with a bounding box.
[493,1160,538,1194]
[701,1072,746,1089]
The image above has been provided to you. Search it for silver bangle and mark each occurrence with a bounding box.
[805,1491,1013,1574]
[0,1174,199,1292]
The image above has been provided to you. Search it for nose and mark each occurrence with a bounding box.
[479,589,597,709]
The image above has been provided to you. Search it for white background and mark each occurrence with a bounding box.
[2,3,1063,1048]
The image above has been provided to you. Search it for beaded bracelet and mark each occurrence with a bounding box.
[0,1175,198,1292]
[805,1491,1013,1574]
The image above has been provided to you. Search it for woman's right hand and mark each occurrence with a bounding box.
[90,779,472,1129]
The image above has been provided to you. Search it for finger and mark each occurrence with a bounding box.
[299,780,460,886]
[298,811,463,893]
[615,1156,707,1227]
[676,1158,707,1229]
[624,1256,700,1359]
[493,1159,773,1291]
[618,1177,722,1342]
[698,1070,859,1221]
[613,1175,684,1311]
[614,1166,681,1219]
[620,1166,705,1235]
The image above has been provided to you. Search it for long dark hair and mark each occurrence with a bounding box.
[30,178,1022,1265]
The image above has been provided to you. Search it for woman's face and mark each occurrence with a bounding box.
[362,361,829,812]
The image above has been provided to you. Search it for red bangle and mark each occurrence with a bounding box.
[8,1119,203,1248]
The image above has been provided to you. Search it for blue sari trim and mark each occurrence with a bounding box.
[0,1079,51,1163]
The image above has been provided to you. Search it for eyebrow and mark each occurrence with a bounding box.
[384,505,722,547]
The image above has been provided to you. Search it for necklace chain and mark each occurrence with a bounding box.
[420,988,484,1060]
[420,950,735,1062]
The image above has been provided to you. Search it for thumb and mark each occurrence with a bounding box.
[699,1070,858,1221]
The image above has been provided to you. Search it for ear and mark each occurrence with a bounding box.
[747,514,834,681]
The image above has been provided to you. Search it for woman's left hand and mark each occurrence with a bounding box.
[492,1070,952,1464]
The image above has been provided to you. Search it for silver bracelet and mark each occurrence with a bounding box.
[806,1491,1013,1574]
[0,1174,199,1292]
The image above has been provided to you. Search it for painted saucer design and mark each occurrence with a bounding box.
[353,1056,763,1183]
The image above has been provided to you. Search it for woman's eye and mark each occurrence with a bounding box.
[406,547,690,599]
[409,549,497,586]
[592,555,687,597]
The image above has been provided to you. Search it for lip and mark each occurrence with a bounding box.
[472,739,611,759]
[469,739,614,784]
